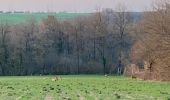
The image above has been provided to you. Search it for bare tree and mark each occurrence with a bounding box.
[0,23,10,75]
[113,4,131,75]
[94,10,108,74]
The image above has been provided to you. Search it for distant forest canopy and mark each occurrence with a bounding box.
[0,9,136,75]
[0,0,169,76]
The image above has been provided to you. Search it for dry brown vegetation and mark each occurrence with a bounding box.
[130,0,170,81]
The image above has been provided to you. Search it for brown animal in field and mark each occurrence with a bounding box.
[131,75,137,79]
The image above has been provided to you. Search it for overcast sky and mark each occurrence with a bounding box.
[0,0,155,12]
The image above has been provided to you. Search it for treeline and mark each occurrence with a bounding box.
[0,8,135,75]
[2,0,170,76]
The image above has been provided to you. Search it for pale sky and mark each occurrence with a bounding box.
[0,0,155,13]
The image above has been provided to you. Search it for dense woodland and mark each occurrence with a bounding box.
[0,1,169,76]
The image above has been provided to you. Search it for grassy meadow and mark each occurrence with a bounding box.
[0,12,88,23]
[0,75,169,100]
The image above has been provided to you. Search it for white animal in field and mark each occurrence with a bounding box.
[52,78,56,81]
[105,74,108,77]
[52,76,62,81]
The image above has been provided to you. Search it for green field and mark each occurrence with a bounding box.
[0,12,88,24]
[0,75,169,100]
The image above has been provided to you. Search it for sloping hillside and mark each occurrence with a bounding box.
[0,12,89,23]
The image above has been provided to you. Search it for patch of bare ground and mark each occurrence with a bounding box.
[44,94,54,100]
